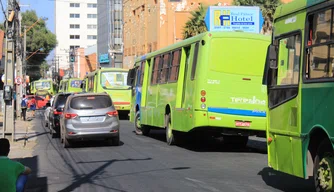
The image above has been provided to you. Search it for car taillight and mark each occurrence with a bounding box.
[107,111,118,117]
[64,113,78,119]
[200,90,206,109]
[53,109,62,115]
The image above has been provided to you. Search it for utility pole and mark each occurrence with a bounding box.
[3,0,19,141]
[22,25,26,95]
[15,11,22,119]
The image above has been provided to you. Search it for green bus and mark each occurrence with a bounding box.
[127,31,270,146]
[83,68,131,115]
[30,79,57,96]
[58,78,82,93]
[262,0,334,190]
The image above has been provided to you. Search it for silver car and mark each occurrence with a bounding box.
[59,92,120,148]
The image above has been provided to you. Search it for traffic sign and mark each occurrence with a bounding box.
[15,76,22,85]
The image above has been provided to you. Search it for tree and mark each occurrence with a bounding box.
[39,61,49,78]
[182,4,208,39]
[21,10,57,79]
[232,0,282,34]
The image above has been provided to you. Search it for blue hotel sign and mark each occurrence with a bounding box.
[99,53,109,63]
[204,6,264,34]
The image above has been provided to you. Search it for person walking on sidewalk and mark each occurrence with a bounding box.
[21,95,28,121]
[0,138,32,192]
[30,96,36,117]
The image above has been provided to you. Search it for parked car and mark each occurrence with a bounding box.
[49,93,72,138]
[59,92,120,148]
[44,96,55,127]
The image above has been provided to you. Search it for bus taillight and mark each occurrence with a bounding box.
[200,90,206,109]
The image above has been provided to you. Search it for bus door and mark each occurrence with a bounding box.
[263,33,303,177]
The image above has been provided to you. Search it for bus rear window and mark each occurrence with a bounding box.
[70,80,82,88]
[209,38,269,76]
[70,95,112,110]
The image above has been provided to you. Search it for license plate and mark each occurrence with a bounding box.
[116,106,120,109]
[81,116,104,122]
[235,121,251,127]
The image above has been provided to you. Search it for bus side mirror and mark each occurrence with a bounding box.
[127,69,135,86]
[262,44,277,85]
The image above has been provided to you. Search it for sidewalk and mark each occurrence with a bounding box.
[0,111,38,159]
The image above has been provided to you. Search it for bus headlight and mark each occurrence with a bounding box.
[201,104,206,109]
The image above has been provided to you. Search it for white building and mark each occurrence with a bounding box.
[55,0,98,69]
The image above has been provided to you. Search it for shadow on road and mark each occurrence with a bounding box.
[58,157,153,192]
[258,167,314,192]
[13,156,48,192]
[143,129,267,154]
[68,140,125,148]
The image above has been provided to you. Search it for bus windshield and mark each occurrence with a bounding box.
[100,72,129,89]
[70,80,82,88]
[35,81,51,90]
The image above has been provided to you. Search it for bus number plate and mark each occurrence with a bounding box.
[235,121,251,127]
[115,106,120,109]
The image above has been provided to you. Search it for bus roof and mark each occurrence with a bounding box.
[274,0,327,19]
[135,31,270,62]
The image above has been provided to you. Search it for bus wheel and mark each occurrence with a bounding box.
[134,111,143,135]
[314,140,334,192]
[165,114,176,145]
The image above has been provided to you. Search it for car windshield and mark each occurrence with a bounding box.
[70,95,112,110]
[54,94,71,107]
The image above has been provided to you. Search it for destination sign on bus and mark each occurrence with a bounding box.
[204,6,264,33]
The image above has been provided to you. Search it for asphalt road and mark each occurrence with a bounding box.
[21,110,314,192]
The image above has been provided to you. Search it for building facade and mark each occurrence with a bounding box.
[55,0,98,69]
[123,0,230,69]
[97,0,123,68]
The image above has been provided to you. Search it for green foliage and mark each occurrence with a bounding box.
[232,0,282,34]
[21,10,57,78]
[182,4,208,39]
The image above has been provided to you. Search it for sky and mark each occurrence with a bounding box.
[0,0,55,63]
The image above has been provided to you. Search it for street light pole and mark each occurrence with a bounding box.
[23,26,26,94]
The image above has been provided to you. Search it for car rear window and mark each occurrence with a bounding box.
[55,94,71,107]
[70,95,112,110]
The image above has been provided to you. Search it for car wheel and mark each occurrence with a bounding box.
[112,135,120,146]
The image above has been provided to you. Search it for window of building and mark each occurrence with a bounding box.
[87,3,97,8]
[70,45,80,50]
[87,24,97,29]
[306,9,334,79]
[87,35,97,40]
[69,35,80,39]
[69,24,80,29]
[70,3,80,7]
[87,14,97,18]
[70,14,80,18]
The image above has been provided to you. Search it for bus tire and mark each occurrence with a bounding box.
[165,114,176,146]
[314,139,334,192]
[134,111,143,135]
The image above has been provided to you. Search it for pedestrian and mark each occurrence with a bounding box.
[21,95,28,121]
[30,96,36,117]
[0,138,32,192]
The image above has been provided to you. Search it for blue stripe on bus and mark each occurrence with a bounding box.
[207,107,266,117]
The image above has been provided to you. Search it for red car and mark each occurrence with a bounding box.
[26,95,48,109]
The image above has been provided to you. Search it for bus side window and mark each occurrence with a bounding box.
[191,42,200,80]
[151,56,160,85]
